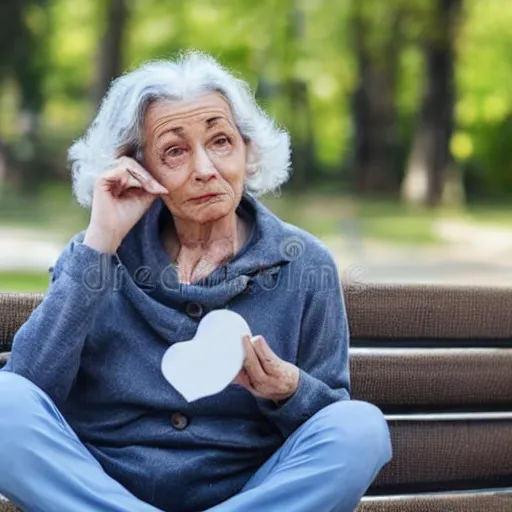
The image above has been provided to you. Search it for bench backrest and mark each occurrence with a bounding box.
[1,285,512,494]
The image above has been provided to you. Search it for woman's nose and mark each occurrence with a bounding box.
[193,147,217,180]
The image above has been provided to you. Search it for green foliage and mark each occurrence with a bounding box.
[0,271,49,292]
[454,0,512,194]
[1,0,512,198]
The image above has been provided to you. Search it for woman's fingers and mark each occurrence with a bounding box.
[100,165,165,199]
[118,156,167,194]
[235,336,300,401]
[102,170,141,199]
[126,167,167,194]
[233,369,255,391]
[241,335,267,385]
[125,168,162,194]
[252,336,280,375]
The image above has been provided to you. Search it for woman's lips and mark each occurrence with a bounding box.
[190,193,221,203]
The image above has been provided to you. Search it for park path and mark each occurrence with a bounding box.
[0,227,63,272]
[1,220,512,287]
[322,219,512,287]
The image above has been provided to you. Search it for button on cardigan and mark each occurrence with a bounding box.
[3,193,351,512]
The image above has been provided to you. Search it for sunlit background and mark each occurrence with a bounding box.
[1,0,512,292]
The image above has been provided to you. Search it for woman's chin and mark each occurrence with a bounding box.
[190,201,234,224]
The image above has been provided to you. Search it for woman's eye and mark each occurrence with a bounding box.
[213,136,230,147]
[166,147,184,158]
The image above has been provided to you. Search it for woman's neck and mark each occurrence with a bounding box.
[162,212,250,284]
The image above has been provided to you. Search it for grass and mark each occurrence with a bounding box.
[459,202,512,228]
[262,194,446,245]
[0,182,89,241]
[263,193,512,244]
[0,271,49,293]
[2,184,512,292]
[3,183,512,247]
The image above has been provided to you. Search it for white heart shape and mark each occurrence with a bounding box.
[161,309,252,402]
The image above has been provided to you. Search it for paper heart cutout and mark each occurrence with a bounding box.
[161,309,252,402]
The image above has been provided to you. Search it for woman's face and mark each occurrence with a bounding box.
[142,92,248,225]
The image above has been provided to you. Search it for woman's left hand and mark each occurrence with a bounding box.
[233,335,300,402]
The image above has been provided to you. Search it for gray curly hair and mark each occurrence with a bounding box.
[68,51,292,207]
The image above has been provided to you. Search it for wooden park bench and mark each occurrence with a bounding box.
[1,284,511,511]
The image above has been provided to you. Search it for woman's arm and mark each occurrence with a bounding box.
[3,157,167,405]
[2,234,115,405]
[255,260,351,438]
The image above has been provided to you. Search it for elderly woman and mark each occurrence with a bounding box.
[0,52,391,512]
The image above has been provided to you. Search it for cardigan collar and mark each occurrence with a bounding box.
[115,192,294,313]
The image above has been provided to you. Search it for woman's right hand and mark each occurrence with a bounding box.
[83,156,168,254]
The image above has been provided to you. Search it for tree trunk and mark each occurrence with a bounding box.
[0,140,7,199]
[6,0,49,194]
[92,0,129,107]
[401,0,463,207]
[288,78,315,189]
[351,5,402,196]
[286,2,315,190]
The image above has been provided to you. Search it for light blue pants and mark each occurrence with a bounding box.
[0,372,391,512]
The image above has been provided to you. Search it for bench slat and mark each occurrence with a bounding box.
[373,416,512,492]
[3,348,512,411]
[0,293,43,352]
[351,348,512,411]
[357,489,512,512]
[346,284,512,340]
[2,285,512,350]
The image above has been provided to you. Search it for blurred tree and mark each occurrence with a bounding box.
[454,0,512,199]
[0,140,6,197]
[92,0,130,107]
[2,0,512,201]
[350,0,403,196]
[401,0,464,207]
[285,0,316,189]
[0,0,50,194]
